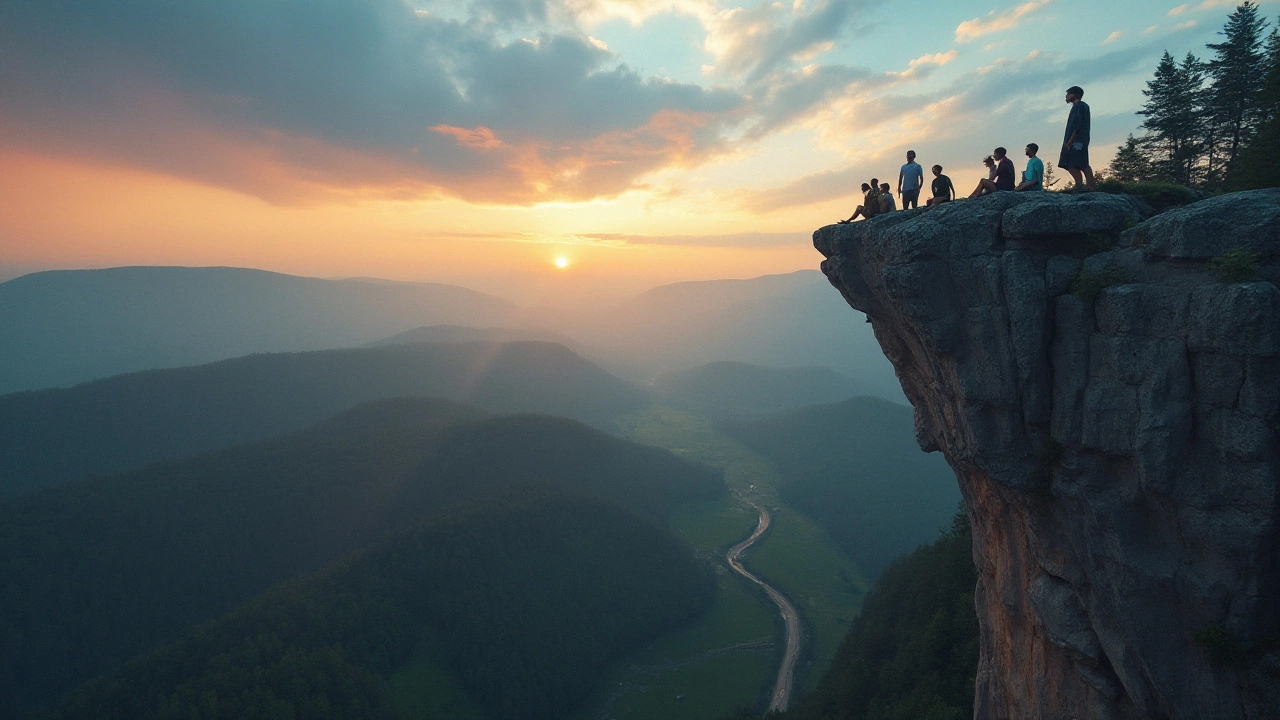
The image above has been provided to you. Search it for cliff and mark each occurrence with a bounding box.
[814,190,1280,720]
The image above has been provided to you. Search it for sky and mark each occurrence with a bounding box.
[1,0,1274,303]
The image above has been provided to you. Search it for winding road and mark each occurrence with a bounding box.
[725,503,802,713]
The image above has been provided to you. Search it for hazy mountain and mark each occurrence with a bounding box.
[655,361,864,419]
[47,485,715,720]
[0,340,646,498]
[564,270,903,400]
[370,323,580,350]
[0,266,517,393]
[723,396,959,576]
[0,398,722,716]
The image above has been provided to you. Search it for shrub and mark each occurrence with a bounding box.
[1071,265,1128,300]
[1208,248,1260,283]
[1192,623,1245,667]
[1093,179,1201,212]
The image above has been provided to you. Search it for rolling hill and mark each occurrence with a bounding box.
[0,340,646,498]
[370,323,580,349]
[46,485,716,720]
[0,398,723,716]
[0,266,518,393]
[562,270,903,400]
[655,361,863,419]
[722,396,959,576]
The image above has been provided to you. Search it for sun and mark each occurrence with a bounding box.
[554,256,570,269]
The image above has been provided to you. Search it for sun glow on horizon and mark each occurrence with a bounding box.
[554,256,570,269]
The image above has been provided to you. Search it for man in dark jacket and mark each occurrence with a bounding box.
[1060,85,1094,191]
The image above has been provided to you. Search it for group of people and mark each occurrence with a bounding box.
[839,85,1094,224]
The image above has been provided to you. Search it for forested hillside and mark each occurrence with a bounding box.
[0,399,721,716]
[0,340,645,498]
[723,397,958,576]
[731,511,977,720]
[45,485,716,720]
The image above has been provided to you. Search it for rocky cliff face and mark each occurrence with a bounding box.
[815,190,1280,720]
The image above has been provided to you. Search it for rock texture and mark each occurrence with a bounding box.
[815,190,1280,720]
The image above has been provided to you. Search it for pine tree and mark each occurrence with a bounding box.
[1139,51,1208,185]
[1206,1,1269,182]
[1108,135,1153,182]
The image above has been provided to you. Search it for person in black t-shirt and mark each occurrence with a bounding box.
[968,147,1015,197]
[927,165,956,206]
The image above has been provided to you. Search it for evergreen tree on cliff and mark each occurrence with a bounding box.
[1205,1,1269,185]
[1229,21,1280,189]
[1107,135,1154,182]
[1139,51,1208,185]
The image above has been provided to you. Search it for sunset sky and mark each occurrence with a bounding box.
[2,0,1273,303]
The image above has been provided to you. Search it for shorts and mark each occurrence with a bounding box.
[1059,142,1090,169]
[902,189,920,202]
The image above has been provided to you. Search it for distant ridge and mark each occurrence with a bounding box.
[0,340,646,498]
[656,361,864,418]
[369,323,580,350]
[0,266,516,393]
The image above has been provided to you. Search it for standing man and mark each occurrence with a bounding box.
[898,150,924,210]
[1060,85,1094,191]
[1016,143,1045,191]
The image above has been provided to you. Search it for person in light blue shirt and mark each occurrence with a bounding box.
[1017,143,1045,192]
[897,150,924,209]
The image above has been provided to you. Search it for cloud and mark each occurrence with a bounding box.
[1170,0,1240,15]
[0,0,743,205]
[1102,31,1124,45]
[955,0,1054,43]
[571,231,809,247]
[703,0,868,82]
[1173,20,1199,30]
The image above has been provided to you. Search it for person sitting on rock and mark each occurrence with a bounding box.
[967,155,998,198]
[969,148,1015,197]
[1016,143,1045,192]
[838,183,876,223]
[879,183,896,212]
[927,165,956,206]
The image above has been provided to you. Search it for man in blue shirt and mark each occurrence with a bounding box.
[898,150,924,209]
[1017,143,1045,191]
[1060,85,1094,191]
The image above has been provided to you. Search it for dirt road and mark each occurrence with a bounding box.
[725,503,801,713]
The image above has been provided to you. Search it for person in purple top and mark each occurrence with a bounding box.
[968,147,1015,197]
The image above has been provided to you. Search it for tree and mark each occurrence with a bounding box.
[1206,2,1269,182]
[1139,51,1209,185]
[1107,135,1154,182]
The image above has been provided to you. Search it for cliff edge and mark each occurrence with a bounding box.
[815,190,1280,719]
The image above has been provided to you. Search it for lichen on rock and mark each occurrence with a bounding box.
[814,189,1280,720]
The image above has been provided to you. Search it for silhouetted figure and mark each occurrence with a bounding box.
[1060,85,1094,191]
[968,149,1014,197]
[927,165,956,206]
[839,183,877,223]
[1016,143,1045,191]
[879,183,896,212]
[898,151,924,209]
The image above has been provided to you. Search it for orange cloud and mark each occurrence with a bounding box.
[430,125,509,151]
